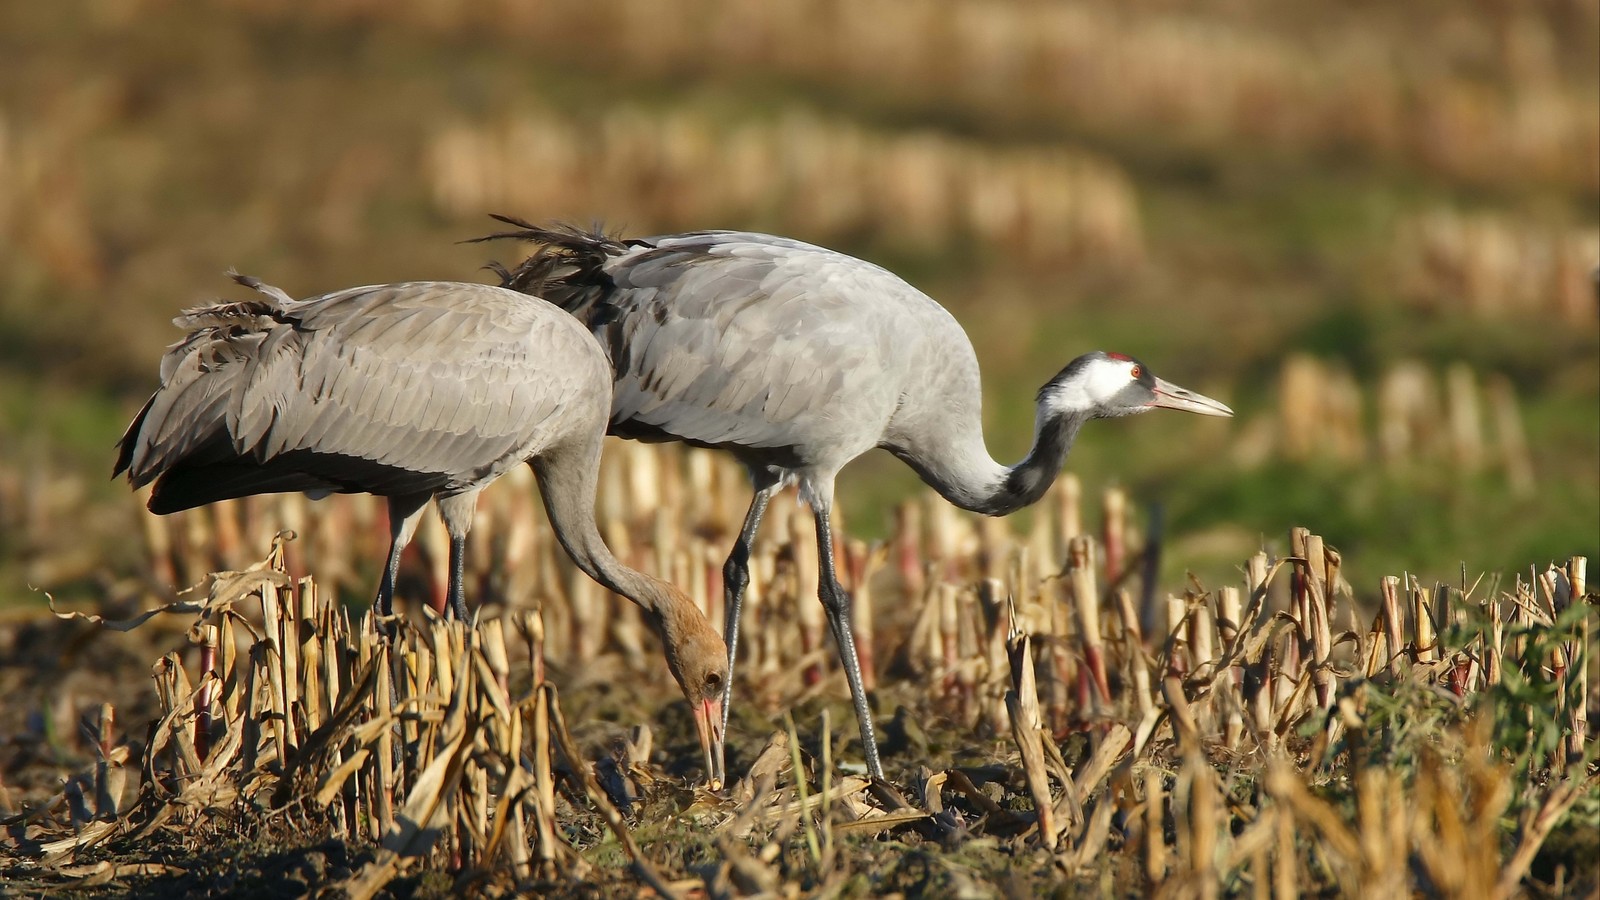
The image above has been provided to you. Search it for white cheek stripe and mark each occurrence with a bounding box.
[1043,361,1136,414]
[1044,381,1093,415]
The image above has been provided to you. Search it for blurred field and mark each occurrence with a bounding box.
[1,0,1596,601]
[0,1,1596,896]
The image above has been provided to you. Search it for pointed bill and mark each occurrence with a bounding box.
[1148,377,1233,417]
[694,696,726,790]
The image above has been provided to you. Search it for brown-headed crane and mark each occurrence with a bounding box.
[116,273,730,784]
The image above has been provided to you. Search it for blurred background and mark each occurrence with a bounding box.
[2,0,1596,610]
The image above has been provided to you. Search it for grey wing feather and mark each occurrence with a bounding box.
[479,224,995,483]
[590,235,917,461]
[120,280,601,502]
[231,283,578,483]
[119,289,291,483]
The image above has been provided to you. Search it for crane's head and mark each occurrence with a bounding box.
[650,587,729,789]
[1040,352,1233,420]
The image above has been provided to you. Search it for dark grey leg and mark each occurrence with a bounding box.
[377,494,430,619]
[376,536,405,619]
[434,489,482,624]
[448,534,470,622]
[812,502,883,780]
[720,471,782,735]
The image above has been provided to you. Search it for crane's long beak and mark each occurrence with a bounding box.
[693,696,726,790]
[1149,377,1234,417]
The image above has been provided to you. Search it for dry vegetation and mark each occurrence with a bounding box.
[2,444,1595,897]
[1256,355,1536,495]
[1394,210,1600,325]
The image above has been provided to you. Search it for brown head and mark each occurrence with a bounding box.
[648,583,729,788]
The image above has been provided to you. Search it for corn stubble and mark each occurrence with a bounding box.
[10,442,1595,896]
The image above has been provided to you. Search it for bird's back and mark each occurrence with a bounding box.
[117,278,610,512]
[501,228,985,472]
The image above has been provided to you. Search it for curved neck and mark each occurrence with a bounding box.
[530,436,715,696]
[893,406,1089,517]
[531,441,672,619]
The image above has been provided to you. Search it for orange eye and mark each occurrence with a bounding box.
[1130,365,1141,378]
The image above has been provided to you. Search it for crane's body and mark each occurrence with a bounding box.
[484,221,1234,781]
[120,279,608,521]
[117,275,728,783]
[557,233,984,500]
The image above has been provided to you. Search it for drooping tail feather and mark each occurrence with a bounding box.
[117,405,318,513]
[145,453,338,514]
[116,270,295,491]
[112,394,158,482]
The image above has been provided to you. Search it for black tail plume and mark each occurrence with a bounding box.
[466,216,638,299]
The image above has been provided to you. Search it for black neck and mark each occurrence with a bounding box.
[972,410,1089,516]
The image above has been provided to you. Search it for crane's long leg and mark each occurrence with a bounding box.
[720,469,783,735]
[377,493,432,619]
[447,535,469,622]
[437,490,481,623]
[811,500,884,780]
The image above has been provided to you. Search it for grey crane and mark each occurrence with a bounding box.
[479,220,1235,781]
[114,273,729,784]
